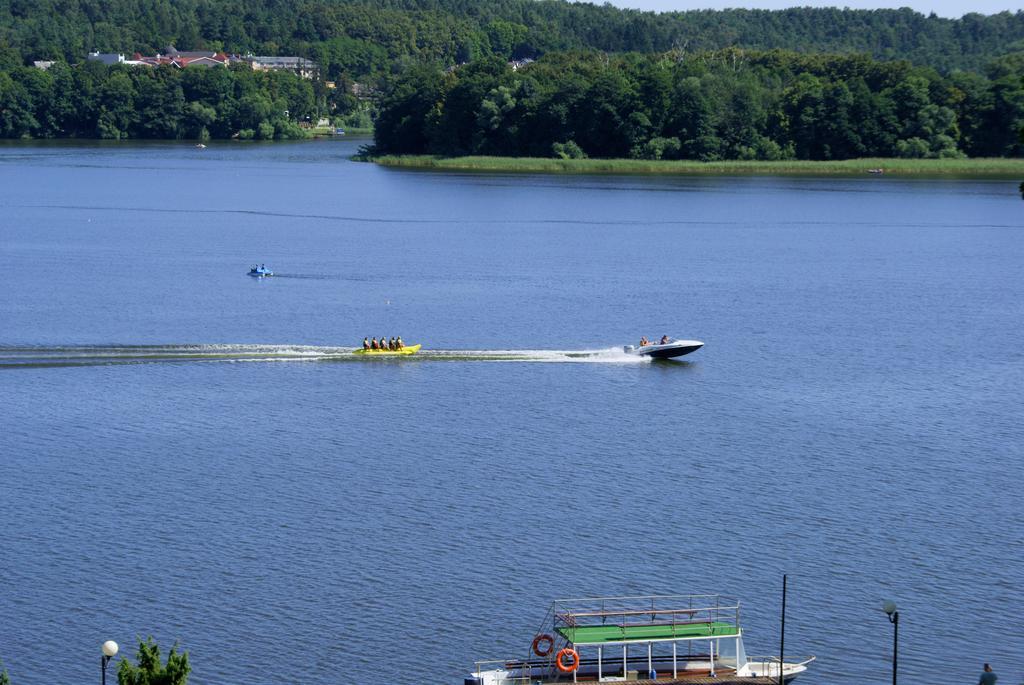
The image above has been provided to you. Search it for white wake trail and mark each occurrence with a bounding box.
[0,345,655,368]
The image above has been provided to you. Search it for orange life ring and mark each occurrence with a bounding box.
[532,634,554,657]
[556,648,579,673]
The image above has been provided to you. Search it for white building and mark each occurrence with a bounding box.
[87,52,126,65]
[245,56,318,79]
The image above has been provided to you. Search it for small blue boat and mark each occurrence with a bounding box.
[248,265,274,277]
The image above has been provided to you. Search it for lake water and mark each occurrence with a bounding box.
[1,139,1021,685]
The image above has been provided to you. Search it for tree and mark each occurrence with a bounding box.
[16,67,56,136]
[896,137,930,157]
[429,57,511,154]
[668,75,718,159]
[96,70,137,138]
[185,101,216,139]
[485,20,528,59]
[0,71,37,137]
[233,93,274,131]
[474,85,518,153]
[133,69,184,139]
[986,75,1024,156]
[117,638,190,685]
[0,656,10,685]
[372,64,448,154]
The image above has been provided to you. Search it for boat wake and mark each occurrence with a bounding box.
[0,344,653,369]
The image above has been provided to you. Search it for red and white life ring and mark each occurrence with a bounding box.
[556,648,579,673]
[532,634,554,657]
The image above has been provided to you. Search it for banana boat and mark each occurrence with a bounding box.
[352,344,421,356]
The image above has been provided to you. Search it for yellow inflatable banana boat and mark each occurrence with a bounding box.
[352,344,421,356]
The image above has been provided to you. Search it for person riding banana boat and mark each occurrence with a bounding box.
[355,335,417,355]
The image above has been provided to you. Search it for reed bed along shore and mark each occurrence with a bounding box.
[369,155,1024,177]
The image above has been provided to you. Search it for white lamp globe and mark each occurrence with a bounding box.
[881,600,897,616]
[102,641,119,658]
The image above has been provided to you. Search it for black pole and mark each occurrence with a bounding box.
[890,611,899,685]
[101,654,110,685]
[779,574,787,685]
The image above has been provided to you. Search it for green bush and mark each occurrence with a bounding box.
[552,140,586,159]
[117,638,190,685]
[633,137,682,160]
[257,121,276,140]
[896,137,930,158]
[274,120,311,139]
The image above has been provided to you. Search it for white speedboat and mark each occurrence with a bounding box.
[624,338,703,359]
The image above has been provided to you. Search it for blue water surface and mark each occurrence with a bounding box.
[1,139,1022,685]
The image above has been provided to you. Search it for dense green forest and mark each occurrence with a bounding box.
[1,0,1023,151]
[371,51,1024,160]
[0,61,322,139]
[1,0,1024,78]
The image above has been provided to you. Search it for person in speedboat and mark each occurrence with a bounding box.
[660,335,671,344]
[639,336,650,346]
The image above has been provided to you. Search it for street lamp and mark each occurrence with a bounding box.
[101,640,118,685]
[882,601,898,685]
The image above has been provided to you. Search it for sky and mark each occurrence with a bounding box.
[604,0,1022,18]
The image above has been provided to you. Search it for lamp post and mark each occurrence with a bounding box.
[882,601,898,685]
[101,640,118,685]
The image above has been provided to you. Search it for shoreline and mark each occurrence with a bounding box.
[368,155,1024,178]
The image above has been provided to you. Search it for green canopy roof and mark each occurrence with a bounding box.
[556,622,739,645]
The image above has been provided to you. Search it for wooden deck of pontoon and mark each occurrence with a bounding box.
[610,675,786,679]
[614,678,792,685]
[509,660,799,685]
[534,675,795,685]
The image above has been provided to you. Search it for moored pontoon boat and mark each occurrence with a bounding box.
[466,595,813,685]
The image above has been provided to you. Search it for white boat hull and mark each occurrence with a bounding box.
[624,339,703,359]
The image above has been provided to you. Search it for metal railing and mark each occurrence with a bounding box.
[550,594,742,637]
[745,654,817,679]
[472,659,533,685]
